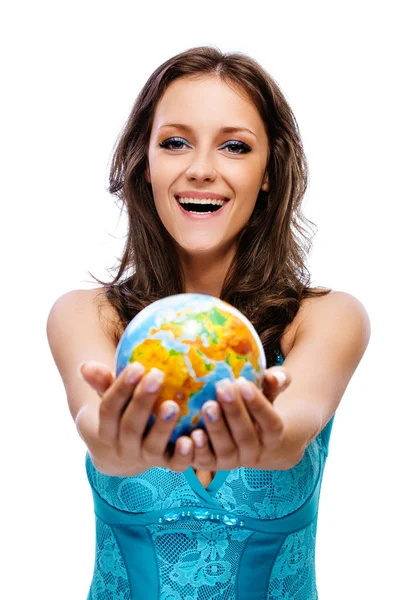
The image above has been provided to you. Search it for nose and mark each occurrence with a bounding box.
[185,151,217,182]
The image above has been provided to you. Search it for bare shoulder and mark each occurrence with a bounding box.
[86,287,124,347]
[275,290,370,448]
[48,287,122,349]
[296,289,370,335]
[46,287,123,423]
[280,288,371,357]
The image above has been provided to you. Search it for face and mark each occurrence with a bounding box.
[145,75,269,259]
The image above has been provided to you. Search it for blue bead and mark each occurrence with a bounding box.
[163,510,181,522]
[193,509,210,520]
[223,514,238,526]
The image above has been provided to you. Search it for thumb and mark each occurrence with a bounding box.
[261,367,290,403]
[78,361,115,398]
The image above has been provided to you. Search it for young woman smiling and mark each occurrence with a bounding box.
[47,45,370,599]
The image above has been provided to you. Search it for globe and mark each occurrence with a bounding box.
[115,293,266,445]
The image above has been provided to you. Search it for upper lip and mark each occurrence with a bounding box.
[175,191,229,200]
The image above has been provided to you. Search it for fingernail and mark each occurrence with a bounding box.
[216,379,234,402]
[192,430,206,448]
[145,368,165,393]
[160,401,178,421]
[273,371,286,386]
[204,401,219,422]
[180,439,191,455]
[77,362,86,380]
[126,361,145,384]
[237,377,255,401]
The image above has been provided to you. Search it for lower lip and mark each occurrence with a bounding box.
[174,196,230,219]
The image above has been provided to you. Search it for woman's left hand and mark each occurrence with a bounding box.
[189,367,292,471]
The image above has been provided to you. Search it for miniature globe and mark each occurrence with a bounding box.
[115,293,266,444]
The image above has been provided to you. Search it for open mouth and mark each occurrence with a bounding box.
[174,195,229,215]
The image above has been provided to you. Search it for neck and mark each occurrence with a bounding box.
[179,247,236,298]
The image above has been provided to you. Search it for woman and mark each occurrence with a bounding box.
[47,46,370,599]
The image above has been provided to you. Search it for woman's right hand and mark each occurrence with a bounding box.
[75,361,195,477]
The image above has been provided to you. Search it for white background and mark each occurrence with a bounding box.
[1,1,397,598]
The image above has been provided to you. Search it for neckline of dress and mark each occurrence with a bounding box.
[183,466,231,505]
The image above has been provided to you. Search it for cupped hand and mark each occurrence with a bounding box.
[189,367,292,472]
[76,361,195,476]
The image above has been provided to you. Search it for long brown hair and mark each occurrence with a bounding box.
[88,45,331,366]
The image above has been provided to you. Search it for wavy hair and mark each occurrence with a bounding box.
[88,45,331,366]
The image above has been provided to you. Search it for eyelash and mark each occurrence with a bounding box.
[159,137,251,155]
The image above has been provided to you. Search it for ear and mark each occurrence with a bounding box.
[145,164,151,184]
[261,175,269,192]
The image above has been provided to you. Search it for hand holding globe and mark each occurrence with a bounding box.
[115,293,267,446]
[78,292,290,475]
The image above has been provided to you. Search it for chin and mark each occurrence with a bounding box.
[180,244,217,255]
[175,236,218,252]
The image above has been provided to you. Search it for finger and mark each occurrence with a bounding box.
[97,361,146,443]
[216,379,261,466]
[141,401,180,463]
[190,429,216,470]
[201,400,239,469]
[118,367,165,448]
[237,377,284,440]
[167,436,195,472]
[79,361,116,397]
[261,367,291,403]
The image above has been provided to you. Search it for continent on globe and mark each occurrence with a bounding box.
[115,294,266,443]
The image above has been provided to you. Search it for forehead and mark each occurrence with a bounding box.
[152,76,264,134]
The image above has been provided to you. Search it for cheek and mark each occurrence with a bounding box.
[152,194,174,231]
[150,163,179,197]
[153,195,168,219]
[229,161,262,191]
[233,174,261,205]
[148,167,170,200]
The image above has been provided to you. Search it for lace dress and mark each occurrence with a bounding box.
[85,351,335,599]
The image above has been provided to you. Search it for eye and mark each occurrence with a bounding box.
[221,141,251,155]
[159,137,188,150]
[159,137,251,155]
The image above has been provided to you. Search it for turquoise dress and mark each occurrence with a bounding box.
[85,351,335,599]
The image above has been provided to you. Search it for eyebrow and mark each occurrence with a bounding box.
[158,122,257,139]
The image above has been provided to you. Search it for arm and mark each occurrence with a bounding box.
[46,288,118,424]
[273,291,371,461]
[183,290,371,472]
[47,288,199,475]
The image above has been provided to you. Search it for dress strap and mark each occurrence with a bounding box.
[273,349,285,366]
[320,415,335,455]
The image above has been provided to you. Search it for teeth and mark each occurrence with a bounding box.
[177,197,226,206]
